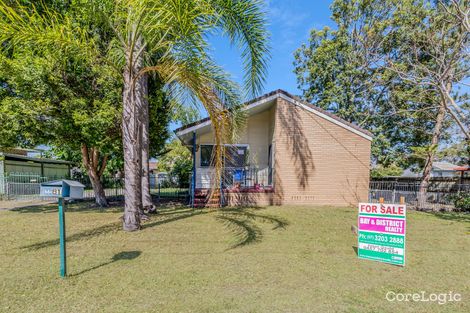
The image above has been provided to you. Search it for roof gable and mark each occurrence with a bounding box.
[175,89,372,141]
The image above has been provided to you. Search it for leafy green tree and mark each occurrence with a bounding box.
[370,164,404,178]
[0,0,269,230]
[0,51,120,206]
[293,0,440,170]
[380,0,469,207]
[294,0,468,177]
[0,49,171,207]
[156,139,192,187]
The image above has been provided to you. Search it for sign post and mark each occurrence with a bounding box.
[58,197,67,277]
[357,200,406,266]
[40,180,84,277]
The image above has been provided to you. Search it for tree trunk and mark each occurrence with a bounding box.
[141,73,154,212]
[418,102,446,210]
[122,35,145,231]
[89,170,108,207]
[80,144,108,207]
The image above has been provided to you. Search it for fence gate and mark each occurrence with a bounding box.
[0,174,49,200]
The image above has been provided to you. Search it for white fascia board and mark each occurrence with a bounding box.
[278,93,373,141]
[175,119,212,137]
[176,92,372,141]
[175,94,278,137]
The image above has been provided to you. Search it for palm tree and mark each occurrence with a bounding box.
[0,0,269,231]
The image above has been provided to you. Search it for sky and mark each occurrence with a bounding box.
[171,0,336,128]
[209,0,335,98]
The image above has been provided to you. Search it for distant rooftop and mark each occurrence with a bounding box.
[0,152,73,165]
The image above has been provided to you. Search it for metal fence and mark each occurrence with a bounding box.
[369,180,470,211]
[0,173,189,203]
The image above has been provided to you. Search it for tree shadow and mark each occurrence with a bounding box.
[216,207,288,249]
[141,209,207,229]
[11,201,124,214]
[18,206,288,251]
[277,100,314,189]
[20,221,122,250]
[425,211,470,224]
[69,250,141,277]
[20,206,196,250]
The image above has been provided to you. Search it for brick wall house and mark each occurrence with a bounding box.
[175,89,372,207]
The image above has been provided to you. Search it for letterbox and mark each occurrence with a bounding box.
[40,180,85,199]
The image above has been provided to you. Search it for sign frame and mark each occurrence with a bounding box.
[357,201,406,266]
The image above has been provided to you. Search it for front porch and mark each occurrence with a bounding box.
[176,97,276,207]
[192,166,274,208]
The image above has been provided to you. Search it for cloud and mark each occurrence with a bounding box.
[265,0,311,47]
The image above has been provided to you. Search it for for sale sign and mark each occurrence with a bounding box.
[357,203,406,266]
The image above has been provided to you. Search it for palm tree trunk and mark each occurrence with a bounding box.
[418,102,446,210]
[122,35,145,231]
[80,144,108,207]
[141,73,154,211]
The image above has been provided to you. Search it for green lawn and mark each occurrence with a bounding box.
[0,203,468,313]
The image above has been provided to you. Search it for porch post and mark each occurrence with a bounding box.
[191,131,196,208]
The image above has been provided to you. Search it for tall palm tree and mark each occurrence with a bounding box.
[0,0,269,231]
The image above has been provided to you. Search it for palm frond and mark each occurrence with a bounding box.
[207,0,270,97]
[0,0,95,59]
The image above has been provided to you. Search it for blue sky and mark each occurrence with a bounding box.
[209,0,335,98]
[173,0,336,128]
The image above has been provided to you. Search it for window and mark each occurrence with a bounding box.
[200,144,248,167]
[225,145,247,168]
[200,145,213,167]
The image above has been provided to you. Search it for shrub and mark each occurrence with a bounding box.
[450,193,470,212]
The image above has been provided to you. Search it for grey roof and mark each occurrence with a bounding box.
[0,152,74,165]
[400,168,420,178]
[41,179,85,187]
[432,161,460,171]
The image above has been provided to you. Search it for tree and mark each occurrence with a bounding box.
[380,0,469,207]
[0,48,171,208]
[0,51,121,207]
[293,0,440,170]
[156,139,193,187]
[0,0,269,230]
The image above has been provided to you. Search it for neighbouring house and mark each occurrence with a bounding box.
[399,162,470,179]
[430,161,469,178]
[0,152,73,196]
[175,89,372,207]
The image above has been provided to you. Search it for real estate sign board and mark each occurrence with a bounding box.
[357,202,406,266]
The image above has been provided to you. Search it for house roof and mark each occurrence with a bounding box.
[0,152,74,165]
[41,179,85,187]
[400,168,421,178]
[432,161,459,171]
[174,89,373,141]
[432,161,468,171]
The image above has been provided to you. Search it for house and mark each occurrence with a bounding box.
[0,152,73,196]
[175,90,372,207]
[399,162,470,179]
[430,161,469,178]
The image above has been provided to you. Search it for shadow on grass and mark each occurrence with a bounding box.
[425,211,470,224]
[11,201,123,214]
[70,250,141,277]
[19,206,289,251]
[19,207,205,251]
[216,207,289,249]
[20,221,121,250]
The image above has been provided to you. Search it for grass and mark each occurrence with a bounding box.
[0,203,469,313]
